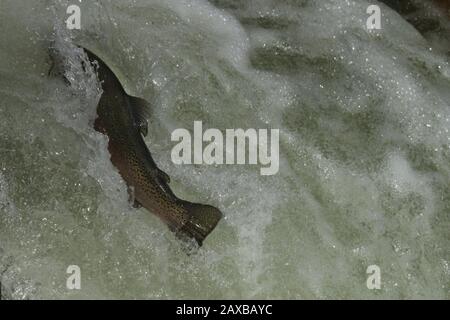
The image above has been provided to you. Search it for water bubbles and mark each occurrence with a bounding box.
[0,0,449,300]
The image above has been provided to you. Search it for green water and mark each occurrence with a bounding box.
[0,0,449,299]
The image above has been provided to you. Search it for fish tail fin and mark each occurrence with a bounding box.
[176,202,222,246]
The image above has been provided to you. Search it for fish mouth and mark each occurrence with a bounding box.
[176,202,223,246]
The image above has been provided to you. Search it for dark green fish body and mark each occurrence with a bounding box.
[84,48,222,245]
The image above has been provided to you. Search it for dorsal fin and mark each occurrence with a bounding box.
[153,169,177,200]
[128,95,150,137]
[158,169,170,183]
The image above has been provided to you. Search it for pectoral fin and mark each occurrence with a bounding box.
[133,199,142,209]
[94,116,107,134]
[127,185,142,208]
[128,95,150,137]
[137,120,148,137]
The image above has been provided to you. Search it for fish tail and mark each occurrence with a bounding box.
[176,202,222,246]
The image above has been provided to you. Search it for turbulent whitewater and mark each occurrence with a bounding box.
[0,0,449,299]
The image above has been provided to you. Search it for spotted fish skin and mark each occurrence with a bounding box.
[84,48,222,246]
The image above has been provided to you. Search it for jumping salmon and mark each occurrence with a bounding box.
[83,47,222,246]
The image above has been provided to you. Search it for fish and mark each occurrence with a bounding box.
[81,47,222,246]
